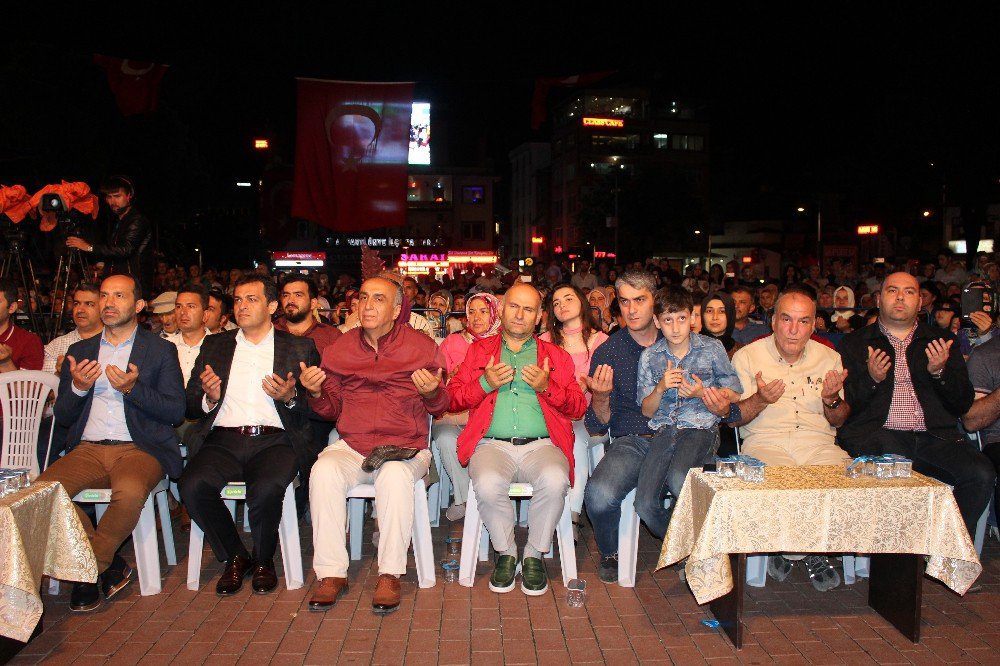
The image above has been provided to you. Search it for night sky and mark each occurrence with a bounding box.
[3,4,998,259]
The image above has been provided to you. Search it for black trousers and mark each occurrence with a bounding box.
[868,429,996,540]
[179,430,298,563]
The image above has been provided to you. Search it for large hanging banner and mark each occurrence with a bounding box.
[292,79,414,232]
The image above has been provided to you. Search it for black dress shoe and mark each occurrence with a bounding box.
[216,554,255,596]
[100,553,134,600]
[251,559,278,594]
[70,582,101,612]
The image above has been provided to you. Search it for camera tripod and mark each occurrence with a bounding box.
[0,232,41,335]
[51,245,89,335]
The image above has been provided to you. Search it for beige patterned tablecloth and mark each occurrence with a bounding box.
[0,480,97,642]
[657,465,982,605]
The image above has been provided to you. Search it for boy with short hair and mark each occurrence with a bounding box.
[636,286,742,526]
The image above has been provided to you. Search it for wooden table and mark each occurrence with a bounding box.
[659,466,981,648]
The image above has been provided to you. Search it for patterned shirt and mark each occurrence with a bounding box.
[879,321,927,431]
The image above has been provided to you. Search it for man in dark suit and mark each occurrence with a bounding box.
[37,274,185,612]
[180,274,319,596]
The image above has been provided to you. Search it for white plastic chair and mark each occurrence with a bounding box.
[458,480,577,587]
[427,436,450,528]
[186,481,303,591]
[347,475,436,588]
[51,478,177,596]
[0,370,61,478]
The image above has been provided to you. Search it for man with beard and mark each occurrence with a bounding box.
[66,175,154,295]
[36,274,185,611]
[274,274,342,515]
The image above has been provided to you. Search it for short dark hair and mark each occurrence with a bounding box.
[207,287,232,315]
[730,285,755,299]
[234,274,278,303]
[279,274,318,299]
[653,286,693,316]
[99,174,134,197]
[72,283,100,300]
[0,278,18,307]
[177,282,209,309]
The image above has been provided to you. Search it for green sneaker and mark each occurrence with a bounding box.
[489,555,518,593]
[520,557,548,596]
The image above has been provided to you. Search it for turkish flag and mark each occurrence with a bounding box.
[94,54,169,116]
[291,79,413,232]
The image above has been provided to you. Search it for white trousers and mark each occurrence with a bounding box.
[310,439,431,578]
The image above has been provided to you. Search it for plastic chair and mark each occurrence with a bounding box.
[186,481,303,591]
[347,475,436,588]
[51,478,177,596]
[427,436,450,527]
[0,370,61,478]
[458,480,577,587]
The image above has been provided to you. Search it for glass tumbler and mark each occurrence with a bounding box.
[566,578,587,607]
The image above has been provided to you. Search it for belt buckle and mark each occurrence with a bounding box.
[246,425,263,437]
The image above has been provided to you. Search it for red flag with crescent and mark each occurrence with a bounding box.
[94,54,169,116]
[291,79,414,232]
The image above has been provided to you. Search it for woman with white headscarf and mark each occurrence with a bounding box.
[831,285,856,332]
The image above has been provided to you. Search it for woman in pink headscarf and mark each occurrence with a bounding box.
[434,292,503,521]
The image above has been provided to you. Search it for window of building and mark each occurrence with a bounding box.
[653,133,669,149]
[592,134,640,151]
[461,221,485,240]
[671,135,704,151]
[462,186,485,204]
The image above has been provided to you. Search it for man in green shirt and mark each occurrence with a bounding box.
[448,284,587,595]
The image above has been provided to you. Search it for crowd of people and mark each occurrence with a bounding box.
[2,242,998,619]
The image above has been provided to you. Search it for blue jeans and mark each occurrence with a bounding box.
[584,427,719,557]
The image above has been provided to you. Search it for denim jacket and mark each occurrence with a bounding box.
[637,333,742,430]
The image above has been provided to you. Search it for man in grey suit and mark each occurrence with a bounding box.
[180,274,319,596]
[38,274,186,611]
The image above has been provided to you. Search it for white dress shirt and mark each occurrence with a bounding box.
[167,328,212,387]
[206,326,283,428]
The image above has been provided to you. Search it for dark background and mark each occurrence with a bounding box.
[2,4,998,269]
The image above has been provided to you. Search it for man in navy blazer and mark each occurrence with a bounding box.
[38,274,185,612]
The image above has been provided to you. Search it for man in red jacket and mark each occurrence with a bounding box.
[449,283,586,596]
[300,276,449,615]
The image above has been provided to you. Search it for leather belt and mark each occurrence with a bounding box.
[489,436,543,446]
[214,425,284,437]
[84,439,133,446]
[613,433,656,439]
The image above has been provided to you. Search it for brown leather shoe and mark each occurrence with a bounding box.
[372,573,401,615]
[216,554,255,596]
[308,577,349,611]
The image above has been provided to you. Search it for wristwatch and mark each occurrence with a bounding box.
[284,387,298,409]
[823,397,843,409]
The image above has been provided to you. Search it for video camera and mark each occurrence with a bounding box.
[39,193,81,236]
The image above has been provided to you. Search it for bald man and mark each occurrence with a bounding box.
[448,283,587,596]
[840,272,995,540]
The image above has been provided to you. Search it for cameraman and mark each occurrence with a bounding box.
[66,175,153,294]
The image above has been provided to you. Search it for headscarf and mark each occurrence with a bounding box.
[700,291,737,352]
[831,285,855,323]
[466,292,502,340]
[429,289,453,314]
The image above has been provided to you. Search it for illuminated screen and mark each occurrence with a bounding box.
[409,102,431,165]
